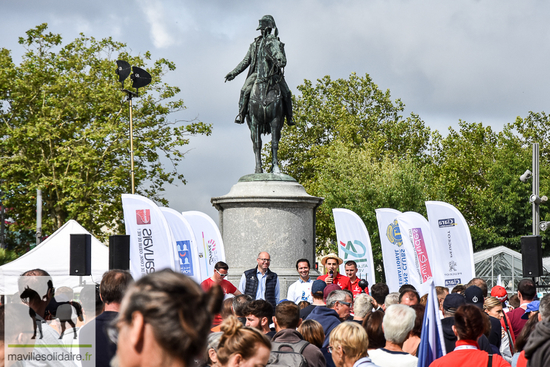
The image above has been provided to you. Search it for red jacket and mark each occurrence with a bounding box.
[318,273,351,291]
[429,340,510,367]
[349,277,369,297]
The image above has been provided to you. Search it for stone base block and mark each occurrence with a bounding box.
[211,173,323,298]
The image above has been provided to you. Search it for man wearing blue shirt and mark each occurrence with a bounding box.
[238,251,280,310]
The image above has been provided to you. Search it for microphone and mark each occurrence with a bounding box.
[329,270,334,277]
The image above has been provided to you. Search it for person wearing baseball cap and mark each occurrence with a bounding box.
[465,285,502,352]
[464,285,485,308]
[491,285,508,303]
[441,293,466,353]
[323,284,342,303]
[299,279,327,320]
[440,293,494,354]
[490,285,515,355]
[317,253,351,291]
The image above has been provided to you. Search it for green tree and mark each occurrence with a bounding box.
[511,111,550,253]
[429,121,535,252]
[272,72,431,185]
[311,140,430,282]
[269,73,432,277]
[0,24,211,244]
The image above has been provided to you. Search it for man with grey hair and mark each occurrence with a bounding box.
[524,293,550,366]
[352,294,374,323]
[306,290,353,367]
[384,292,400,310]
[368,304,417,367]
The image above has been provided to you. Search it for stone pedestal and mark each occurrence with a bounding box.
[211,173,323,298]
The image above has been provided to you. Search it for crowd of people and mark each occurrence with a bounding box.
[2,252,549,367]
[196,252,550,367]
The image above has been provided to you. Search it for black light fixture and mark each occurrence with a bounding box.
[116,60,131,86]
[116,60,152,194]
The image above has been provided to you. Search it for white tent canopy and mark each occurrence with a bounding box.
[0,220,109,295]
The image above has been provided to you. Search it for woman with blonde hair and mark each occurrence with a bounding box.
[328,322,380,367]
[115,269,224,367]
[484,296,513,362]
[215,315,271,367]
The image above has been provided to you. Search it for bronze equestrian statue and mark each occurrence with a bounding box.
[225,15,293,174]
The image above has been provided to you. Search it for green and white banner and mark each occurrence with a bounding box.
[333,208,375,291]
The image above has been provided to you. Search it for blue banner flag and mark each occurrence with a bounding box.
[417,279,445,367]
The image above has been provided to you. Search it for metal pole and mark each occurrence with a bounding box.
[36,189,42,246]
[533,143,540,236]
[129,96,135,195]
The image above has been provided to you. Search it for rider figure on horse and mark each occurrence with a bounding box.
[225,15,294,126]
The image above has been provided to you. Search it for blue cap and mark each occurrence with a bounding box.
[312,279,327,294]
[522,301,540,320]
[443,293,466,311]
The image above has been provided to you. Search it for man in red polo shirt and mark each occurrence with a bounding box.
[201,261,242,326]
[506,278,536,338]
[345,260,369,297]
[318,253,351,291]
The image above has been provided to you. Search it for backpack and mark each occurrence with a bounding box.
[267,340,309,367]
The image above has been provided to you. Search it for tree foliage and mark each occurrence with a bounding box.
[0,24,211,244]
[310,140,430,281]
[429,121,536,252]
[274,72,550,277]
[272,73,431,185]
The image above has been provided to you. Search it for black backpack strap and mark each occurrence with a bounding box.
[502,315,510,331]
[487,354,493,367]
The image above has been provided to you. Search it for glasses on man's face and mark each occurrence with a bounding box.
[258,258,271,263]
[339,301,351,307]
[215,269,228,278]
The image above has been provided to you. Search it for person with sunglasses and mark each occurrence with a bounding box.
[238,252,280,311]
[202,261,242,327]
[306,290,354,367]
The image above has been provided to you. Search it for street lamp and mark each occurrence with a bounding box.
[520,143,548,281]
[115,60,152,195]
[520,143,548,235]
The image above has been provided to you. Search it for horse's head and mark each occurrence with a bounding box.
[263,35,286,69]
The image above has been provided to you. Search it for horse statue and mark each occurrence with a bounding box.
[247,35,287,174]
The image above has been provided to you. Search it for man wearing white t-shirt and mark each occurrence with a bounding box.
[368,304,418,367]
[286,259,313,304]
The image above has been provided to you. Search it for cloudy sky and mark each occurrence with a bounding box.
[3,1,550,224]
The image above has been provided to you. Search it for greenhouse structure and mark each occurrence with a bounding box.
[474,245,550,292]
